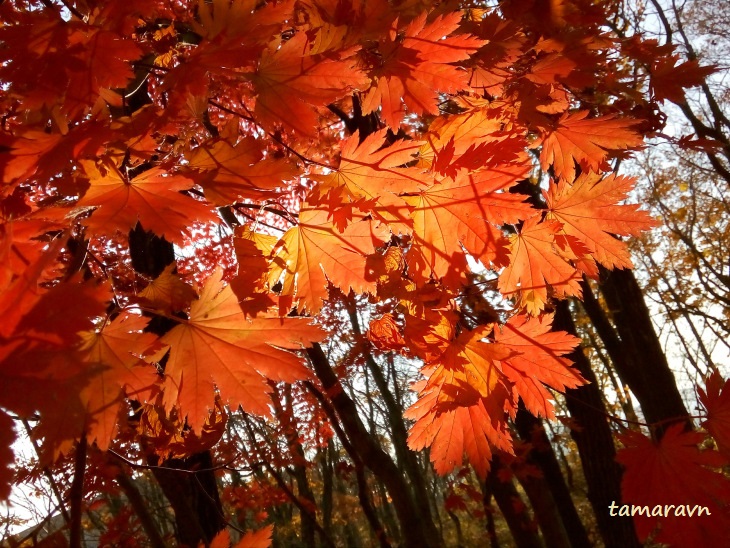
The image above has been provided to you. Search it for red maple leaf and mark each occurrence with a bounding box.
[161,269,323,432]
[536,111,643,181]
[699,372,730,459]
[77,162,218,245]
[617,425,730,546]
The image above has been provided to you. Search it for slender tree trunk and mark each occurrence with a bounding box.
[306,343,441,547]
[514,407,590,547]
[483,490,501,548]
[485,455,542,548]
[589,269,691,435]
[321,443,334,536]
[554,301,640,547]
[344,296,440,538]
[115,468,167,548]
[305,381,392,547]
[271,385,317,546]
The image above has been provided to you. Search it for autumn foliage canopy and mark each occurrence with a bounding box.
[1,0,729,545]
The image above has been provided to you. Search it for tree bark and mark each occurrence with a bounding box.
[591,269,691,435]
[554,301,640,547]
[514,407,590,547]
[306,343,441,547]
[128,225,225,547]
[486,455,542,548]
[344,297,439,538]
[271,385,318,546]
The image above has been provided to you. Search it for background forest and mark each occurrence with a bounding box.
[1,0,729,546]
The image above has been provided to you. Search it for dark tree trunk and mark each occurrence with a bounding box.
[514,407,591,547]
[485,455,543,548]
[306,343,441,547]
[128,225,225,547]
[305,381,392,547]
[554,301,640,547]
[271,385,318,546]
[588,269,691,435]
[344,297,439,539]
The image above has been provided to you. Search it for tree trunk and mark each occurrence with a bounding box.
[128,225,225,547]
[590,269,691,435]
[344,297,439,539]
[306,343,441,547]
[554,301,640,547]
[485,455,542,548]
[271,385,317,546]
[514,407,591,547]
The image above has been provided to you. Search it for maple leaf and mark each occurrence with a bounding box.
[545,172,658,269]
[698,372,730,459]
[65,29,143,114]
[417,100,531,181]
[77,163,218,245]
[267,204,389,313]
[524,52,577,86]
[193,0,292,43]
[315,129,425,229]
[78,312,161,450]
[498,217,582,314]
[536,111,644,181]
[0,16,142,120]
[367,313,406,352]
[140,399,227,459]
[406,326,514,478]
[207,525,273,548]
[249,32,368,137]
[407,165,533,287]
[1,123,113,187]
[617,425,730,546]
[493,313,583,418]
[137,264,197,314]
[186,138,296,206]
[161,268,323,432]
[651,58,717,104]
[230,227,277,314]
[362,12,486,128]
[0,243,112,460]
[0,210,71,287]
[403,308,457,363]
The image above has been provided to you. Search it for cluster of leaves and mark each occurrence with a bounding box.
[0,0,725,543]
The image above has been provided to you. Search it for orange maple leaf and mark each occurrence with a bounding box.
[267,204,389,313]
[494,314,583,418]
[78,163,218,245]
[78,312,161,450]
[651,58,717,104]
[407,166,533,287]
[315,129,425,229]
[367,314,406,352]
[406,326,514,478]
[498,217,582,314]
[249,32,368,137]
[617,425,730,546]
[137,264,197,314]
[362,12,485,129]
[207,525,273,548]
[698,372,730,460]
[161,269,323,432]
[536,111,643,181]
[186,138,296,206]
[0,247,112,460]
[545,172,658,269]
